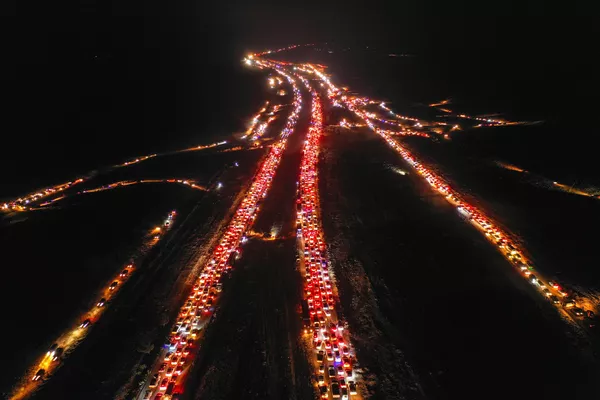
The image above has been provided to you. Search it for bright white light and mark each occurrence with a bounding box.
[216,182,223,189]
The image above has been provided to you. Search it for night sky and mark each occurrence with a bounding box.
[2,1,598,197]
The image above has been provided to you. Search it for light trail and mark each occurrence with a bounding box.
[10,211,177,400]
[37,180,208,208]
[495,161,527,173]
[2,141,228,214]
[241,101,269,139]
[294,73,364,400]
[295,61,598,333]
[174,140,228,153]
[115,154,158,168]
[241,102,281,141]
[494,161,600,200]
[251,43,315,57]
[133,67,303,400]
[2,179,85,213]
[429,98,452,107]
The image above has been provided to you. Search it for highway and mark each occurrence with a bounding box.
[294,62,599,335]
[294,75,363,400]
[3,45,600,399]
[131,69,303,400]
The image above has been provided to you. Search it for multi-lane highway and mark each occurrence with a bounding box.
[294,75,363,399]
[4,45,600,400]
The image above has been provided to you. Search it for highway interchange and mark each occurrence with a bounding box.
[2,47,599,399]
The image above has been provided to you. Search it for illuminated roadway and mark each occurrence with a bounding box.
[4,45,598,399]
[133,68,303,400]
[293,61,597,335]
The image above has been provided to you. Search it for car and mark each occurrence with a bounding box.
[342,356,351,368]
[143,389,153,400]
[97,298,107,307]
[349,381,358,395]
[80,319,91,328]
[331,382,341,398]
[175,365,183,375]
[549,295,561,304]
[32,369,45,381]
[338,377,346,387]
[319,385,328,398]
[337,365,345,376]
[328,366,336,377]
[563,298,577,308]
[317,350,324,362]
[47,343,58,357]
[109,281,118,290]
[165,367,174,377]
[334,350,342,363]
[541,288,551,297]
[341,386,349,400]
[149,374,159,388]
[159,378,169,391]
[326,351,334,361]
[537,280,546,289]
[318,363,325,373]
[166,382,175,395]
[318,375,325,384]
[158,363,167,373]
[51,347,64,361]
[573,307,585,317]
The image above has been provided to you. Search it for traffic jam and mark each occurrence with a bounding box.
[11,211,176,400]
[37,179,208,208]
[2,178,85,212]
[299,62,597,330]
[294,74,362,399]
[136,68,303,400]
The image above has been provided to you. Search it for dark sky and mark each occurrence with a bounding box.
[2,0,598,196]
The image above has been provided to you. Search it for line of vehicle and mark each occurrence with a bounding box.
[135,68,304,400]
[9,210,177,400]
[291,70,362,400]
[328,79,598,332]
